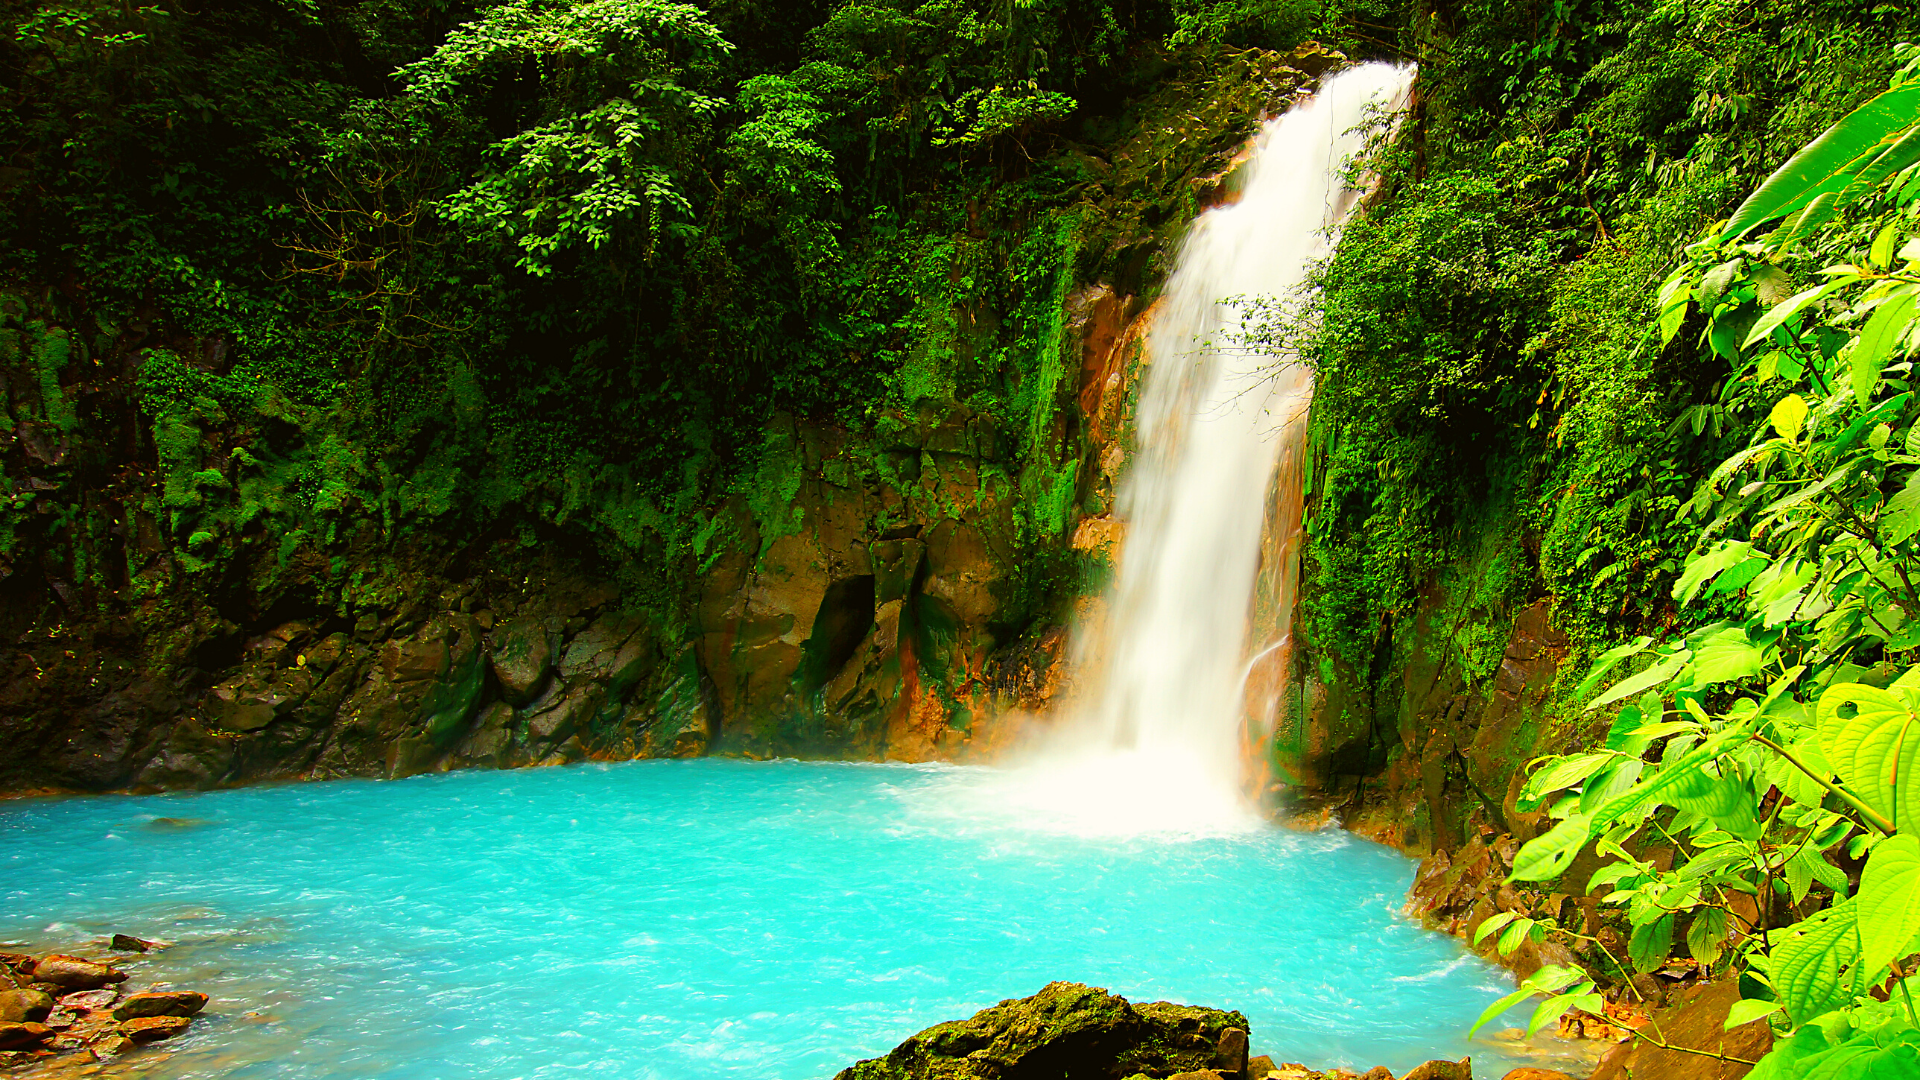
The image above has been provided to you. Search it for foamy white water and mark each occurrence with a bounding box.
[1022,64,1417,832]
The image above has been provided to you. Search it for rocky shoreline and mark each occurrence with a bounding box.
[0,943,207,1071]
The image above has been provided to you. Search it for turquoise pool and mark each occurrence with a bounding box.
[0,760,1536,1078]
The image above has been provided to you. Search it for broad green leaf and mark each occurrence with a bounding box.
[1588,653,1689,711]
[1524,989,1594,1037]
[1772,898,1862,1023]
[1581,759,1644,814]
[1687,626,1768,687]
[1786,846,1816,904]
[1840,124,1920,206]
[1744,279,1854,348]
[1687,905,1730,966]
[1745,1026,1840,1080]
[1657,264,1692,311]
[1628,911,1675,972]
[1765,735,1836,808]
[1473,910,1522,946]
[1577,635,1654,699]
[1757,460,1862,525]
[1851,293,1918,407]
[1519,752,1614,807]
[1770,394,1809,441]
[1667,764,1760,838]
[1726,84,1920,236]
[1724,997,1782,1029]
[1871,221,1904,270]
[1660,301,1688,346]
[1675,542,1757,605]
[1771,191,1840,253]
[1816,681,1920,830]
[1857,834,1920,986]
[1885,471,1920,545]
[1588,860,1642,893]
[1467,987,1536,1041]
[1496,918,1531,956]
[1698,259,1744,309]
[1592,727,1750,829]
[1509,813,1592,882]
[1465,964,1586,1041]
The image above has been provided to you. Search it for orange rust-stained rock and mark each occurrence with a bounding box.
[1588,981,1770,1080]
[118,1014,192,1043]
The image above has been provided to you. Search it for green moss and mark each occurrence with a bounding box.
[31,323,77,433]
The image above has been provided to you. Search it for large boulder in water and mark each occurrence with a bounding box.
[833,981,1251,1080]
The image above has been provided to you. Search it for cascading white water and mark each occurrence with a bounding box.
[1001,64,1416,835]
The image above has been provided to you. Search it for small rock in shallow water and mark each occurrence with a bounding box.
[0,1022,52,1050]
[1499,1070,1573,1080]
[112,992,207,1020]
[118,1015,191,1043]
[1358,1068,1395,1080]
[109,935,162,953]
[1247,1054,1277,1079]
[0,989,52,1023]
[91,1035,134,1059]
[59,989,118,1012]
[31,956,127,991]
[1401,1061,1470,1080]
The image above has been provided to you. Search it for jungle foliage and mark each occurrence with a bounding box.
[1294,0,1920,672]
[1476,62,1920,1076]
[0,0,1388,632]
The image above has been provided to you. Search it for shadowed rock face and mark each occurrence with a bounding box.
[834,981,1250,1080]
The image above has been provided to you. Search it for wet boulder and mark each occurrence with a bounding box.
[833,981,1250,1080]
[59,989,119,1012]
[0,1022,50,1050]
[113,991,207,1020]
[0,989,51,1023]
[30,956,126,992]
[489,616,555,705]
[119,1014,192,1043]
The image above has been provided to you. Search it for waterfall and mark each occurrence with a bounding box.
[1009,64,1416,835]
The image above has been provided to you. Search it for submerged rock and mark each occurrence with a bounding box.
[113,991,208,1020]
[833,980,1251,1080]
[58,988,118,1012]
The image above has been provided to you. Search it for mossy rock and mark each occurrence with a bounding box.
[833,981,1249,1080]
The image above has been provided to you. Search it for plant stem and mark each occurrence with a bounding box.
[1625,1026,1761,1066]
[1751,732,1896,834]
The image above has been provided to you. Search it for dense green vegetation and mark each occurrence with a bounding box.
[1463,75,1920,1074]
[0,0,1421,652]
[1295,0,1920,667]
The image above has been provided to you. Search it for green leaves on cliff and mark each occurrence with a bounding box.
[397,0,732,274]
[1725,81,1920,238]
[1478,55,1920,1067]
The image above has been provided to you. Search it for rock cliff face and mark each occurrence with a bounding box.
[0,47,1342,795]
